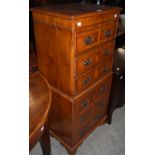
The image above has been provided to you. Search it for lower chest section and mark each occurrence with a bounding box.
[48,73,112,148]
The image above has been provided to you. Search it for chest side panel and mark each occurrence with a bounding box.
[33,13,75,96]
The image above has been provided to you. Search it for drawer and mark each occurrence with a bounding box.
[99,21,117,42]
[76,28,99,53]
[73,121,92,145]
[94,74,112,99]
[94,95,108,111]
[75,64,112,94]
[75,41,114,76]
[98,41,115,62]
[92,97,109,125]
[76,51,99,75]
[97,58,113,78]
[73,107,93,144]
[74,108,93,129]
[75,70,97,94]
[92,109,107,126]
[76,21,117,53]
[74,93,94,115]
[74,10,119,29]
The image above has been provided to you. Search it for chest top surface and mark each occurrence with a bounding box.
[31,3,121,19]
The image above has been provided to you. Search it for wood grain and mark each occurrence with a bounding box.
[29,72,52,151]
[32,3,120,155]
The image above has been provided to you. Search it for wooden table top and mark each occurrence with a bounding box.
[29,72,51,141]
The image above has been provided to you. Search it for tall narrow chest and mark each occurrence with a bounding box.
[32,3,121,155]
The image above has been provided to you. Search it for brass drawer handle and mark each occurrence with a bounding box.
[84,36,94,45]
[79,130,85,137]
[79,128,88,137]
[101,66,109,73]
[83,77,92,85]
[81,99,90,107]
[104,30,112,37]
[97,101,104,107]
[95,114,103,120]
[83,58,93,66]
[80,115,87,123]
[103,49,110,56]
[100,85,107,93]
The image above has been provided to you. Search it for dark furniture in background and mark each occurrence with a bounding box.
[104,0,125,14]
[108,18,125,124]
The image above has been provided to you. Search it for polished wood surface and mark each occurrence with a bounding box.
[76,21,117,53]
[31,3,121,19]
[33,21,74,96]
[29,72,52,152]
[98,41,115,62]
[32,3,121,155]
[49,74,112,152]
[76,27,99,52]
[75,48,98,75]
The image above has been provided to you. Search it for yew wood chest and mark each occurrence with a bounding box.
[32,3,121,155]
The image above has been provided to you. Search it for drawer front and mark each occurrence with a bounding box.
[75,65,112,94]
[75,41,114,76]
[97,58,113,78]
[76,29,99,53]
[93,109,107,126]
[74,73,112,114]
[74,11,119,29]
[98,41,115,62]
[94,95,108,111]
[99,21,117,42]
[75,70,97,94]
[94,74,112,100]
[76,51,98,75]
[76,22,117,55]
[73,74,112,145]
[73,106,93,144]
[92,96,109,126]
[74,108,93,130]
[73,121,92,145]
[74,93,93,115]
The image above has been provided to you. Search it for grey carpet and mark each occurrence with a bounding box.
[30,105,125,155]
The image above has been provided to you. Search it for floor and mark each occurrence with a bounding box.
[30,105,125,155]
